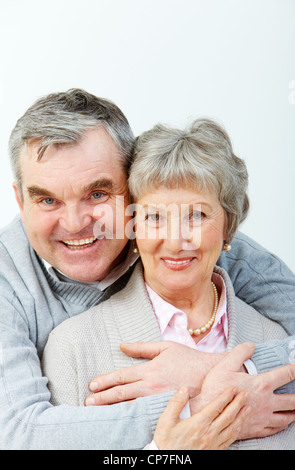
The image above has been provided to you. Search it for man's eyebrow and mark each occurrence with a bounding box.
[27,186,55,199]
[83,179,114,193]
[26,179,114,200]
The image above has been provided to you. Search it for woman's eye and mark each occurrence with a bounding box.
[146,213,164,225]
[191,211,202,219]
[186,211,205,226]
[148,213,160,221]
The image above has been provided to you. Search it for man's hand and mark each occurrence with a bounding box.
[191,342,295,439]
[153,386,249,450]
[85,341,225,406]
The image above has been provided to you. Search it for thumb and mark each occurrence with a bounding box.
[120,341,168,359]
[160,386,190,424]
[219,342,255,372]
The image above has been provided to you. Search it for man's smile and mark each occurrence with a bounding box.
[61,236,99,250]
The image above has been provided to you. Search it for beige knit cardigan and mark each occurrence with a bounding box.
[42,261,295,450]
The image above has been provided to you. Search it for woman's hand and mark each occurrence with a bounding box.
[154,386,249,450]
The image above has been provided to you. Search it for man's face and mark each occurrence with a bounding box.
[14,128,131,283]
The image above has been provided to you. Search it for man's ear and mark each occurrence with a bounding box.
[13,181,25,222]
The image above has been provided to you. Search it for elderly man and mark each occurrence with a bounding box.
[1,88,295,450]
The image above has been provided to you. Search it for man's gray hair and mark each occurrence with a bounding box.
[128,118,249,241]
[9,88,134,189]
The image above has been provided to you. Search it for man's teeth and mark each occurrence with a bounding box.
[63,237,97,249]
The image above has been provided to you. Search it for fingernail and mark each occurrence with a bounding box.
[179,386,189,395]
[85,395,96,406]
[89,381,98,392]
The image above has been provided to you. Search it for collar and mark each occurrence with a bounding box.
[146,271,228,339]
[42,244,139,291]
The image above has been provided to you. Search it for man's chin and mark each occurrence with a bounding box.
[44,238,129,283]
[56,264,106,283]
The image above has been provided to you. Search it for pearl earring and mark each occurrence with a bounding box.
[223,242,232,252]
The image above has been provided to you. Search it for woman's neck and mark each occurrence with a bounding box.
[146,277,217,330]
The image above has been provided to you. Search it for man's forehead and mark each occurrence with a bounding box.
[20,127,122,160]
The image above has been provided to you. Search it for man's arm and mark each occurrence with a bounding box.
[0,292,173,450]
[217,232,295,336]
[217,231,295,374]
[88,341,295,440]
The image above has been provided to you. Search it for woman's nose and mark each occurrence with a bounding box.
[165,217,200,252]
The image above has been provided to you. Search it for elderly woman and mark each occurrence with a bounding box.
[42,118,294,450]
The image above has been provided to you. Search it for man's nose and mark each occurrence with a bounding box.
[59,205,92,234]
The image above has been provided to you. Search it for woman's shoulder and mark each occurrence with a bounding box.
[46,303,106,351]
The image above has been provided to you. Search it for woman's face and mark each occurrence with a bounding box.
[135,186,226,298]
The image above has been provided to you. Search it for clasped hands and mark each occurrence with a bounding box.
[85,341,295,445]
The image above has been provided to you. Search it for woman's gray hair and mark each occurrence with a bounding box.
[9,88,134,191]
[128,118,249,241]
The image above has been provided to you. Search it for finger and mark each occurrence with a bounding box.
[255,427,287,438]
[85,381,143,406]
[120,341,170,359]
[212,391,249,430]
[264,364,295,391]
[217,343,255,372]
[251,412,295,438]
[159,386,190,425]
[273,393,295,412]
[216,406,250,449]
[197,387,243,424]
[268,410,295,429]
[89,364,145,393]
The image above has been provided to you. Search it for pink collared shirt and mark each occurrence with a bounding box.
[144,273,228,451]
[144,273,256,450]
[146,272,229,353]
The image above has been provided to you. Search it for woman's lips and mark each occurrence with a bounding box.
[161,257,196,270]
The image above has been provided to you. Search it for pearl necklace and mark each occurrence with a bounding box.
[188,281,219,337]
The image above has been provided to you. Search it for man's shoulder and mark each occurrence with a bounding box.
[0,215,28,249]
[218,231,290,274]
[0,215,34,272]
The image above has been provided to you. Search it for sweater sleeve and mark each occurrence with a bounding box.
[217,231,295,373]
[0,287,173,450]
[41,330,81,407]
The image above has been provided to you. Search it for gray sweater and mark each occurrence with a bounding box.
[42,261,295,450]
[1,215,295,449]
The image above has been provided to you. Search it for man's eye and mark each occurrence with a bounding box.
[42,198,55,205]
[92,192,103,199]
[92,192,109,201]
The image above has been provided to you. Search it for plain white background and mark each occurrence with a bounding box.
[0,0,294,271]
